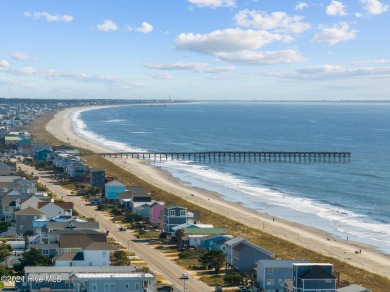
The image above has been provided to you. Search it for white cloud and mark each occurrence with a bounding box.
[126,22,154,33]
[326,1,347,16]
[217,50,306,65]
[310,22,357,45]
[187,0,236,8]
[145,61,235,73]
[176,28,287,54]
[360,0,389,15]
[175,28,305,65]
[96,20,118,32]
[0,60,10,68]
[136,22,153,33]
[295,2,308,11]
[149,73,173,79]
[12,52,30,61]
[24,11,73,22]
[297,64,390,78]
[235,10,311,34]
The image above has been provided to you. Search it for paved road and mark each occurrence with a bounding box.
[19,164,213,292]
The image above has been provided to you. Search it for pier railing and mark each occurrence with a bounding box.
[86,151,351,163]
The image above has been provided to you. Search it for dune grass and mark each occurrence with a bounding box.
[28,110,390,291]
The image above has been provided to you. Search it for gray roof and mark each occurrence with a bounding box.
[337,284,372,292]
[83,242,117,251]
[15,206,45,215]
[105,180,125,186]
[54,252,84,261]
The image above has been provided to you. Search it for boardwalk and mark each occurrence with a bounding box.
[89,151,351,163]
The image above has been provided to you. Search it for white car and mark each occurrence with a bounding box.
[181,273,190,279]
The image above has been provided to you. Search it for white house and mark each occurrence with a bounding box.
[38,201,73,219]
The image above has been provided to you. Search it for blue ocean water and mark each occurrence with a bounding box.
[72,102,390,253]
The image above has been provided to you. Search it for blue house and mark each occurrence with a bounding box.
[202,235,233,253]
[293,263,336,292]
[256,259,309,292]
[104,180,126,199]
[163,205,194,235]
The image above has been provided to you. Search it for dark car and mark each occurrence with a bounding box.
[157,286,174,292]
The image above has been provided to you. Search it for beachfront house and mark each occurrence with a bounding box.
[34,148,52,161]
[202,234,233,253]
[149,202,165,225]
[105,180,126,200]
[163,205,196,235]
[225,237,275,272]
[292,263,336,292]
[90,168,105,189]
[256,259,309,292]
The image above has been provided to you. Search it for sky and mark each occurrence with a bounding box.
[0,0,389,101]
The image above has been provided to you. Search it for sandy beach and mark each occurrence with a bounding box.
[46,106,390,279]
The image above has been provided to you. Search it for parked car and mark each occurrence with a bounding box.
[157,285,174,291]
[119,226,126,231]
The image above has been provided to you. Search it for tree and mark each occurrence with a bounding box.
[14,248,52,273]
[0,240,12,263]
[199,249,225,273]
[0,222,12,233]
[224,273,243,286]
[159,232,168,240]
[175,228,185,247]
[112,250,131,266]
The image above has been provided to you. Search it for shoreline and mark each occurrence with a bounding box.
[46,106,390,279]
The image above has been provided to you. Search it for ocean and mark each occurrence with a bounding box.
[72,101,390,254]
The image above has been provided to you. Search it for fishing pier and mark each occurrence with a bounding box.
[91,151,351,163]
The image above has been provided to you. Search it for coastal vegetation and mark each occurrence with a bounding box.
[28,111,390,291]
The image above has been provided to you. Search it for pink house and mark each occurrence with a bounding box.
[149,202,165,225]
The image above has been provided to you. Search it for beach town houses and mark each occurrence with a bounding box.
[34,148,52,161]
[105,180,126,199]
[225,237,275,272]
[255,259,309,292]
[292,263,336,292]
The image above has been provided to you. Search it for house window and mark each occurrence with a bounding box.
[180,210,186,216]
[135,283,140,290]
[266,279,274,285]
[169,210,175,216]
[36,227,42,233]
[269,267,273,274]
[92,283,97,291]
[278,279,283,284]
[51,282,55,287]
[103,251,106,257]
[326,279,332,283]
[42,249,49,255]
[104,283,109,291]
[110,283,115,289]
[125,283,130,290]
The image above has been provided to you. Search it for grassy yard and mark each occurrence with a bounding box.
[28,111,390,291]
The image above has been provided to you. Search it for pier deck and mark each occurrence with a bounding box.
[86,151,351,163]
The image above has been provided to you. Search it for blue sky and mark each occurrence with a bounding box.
[0,0,389,100]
